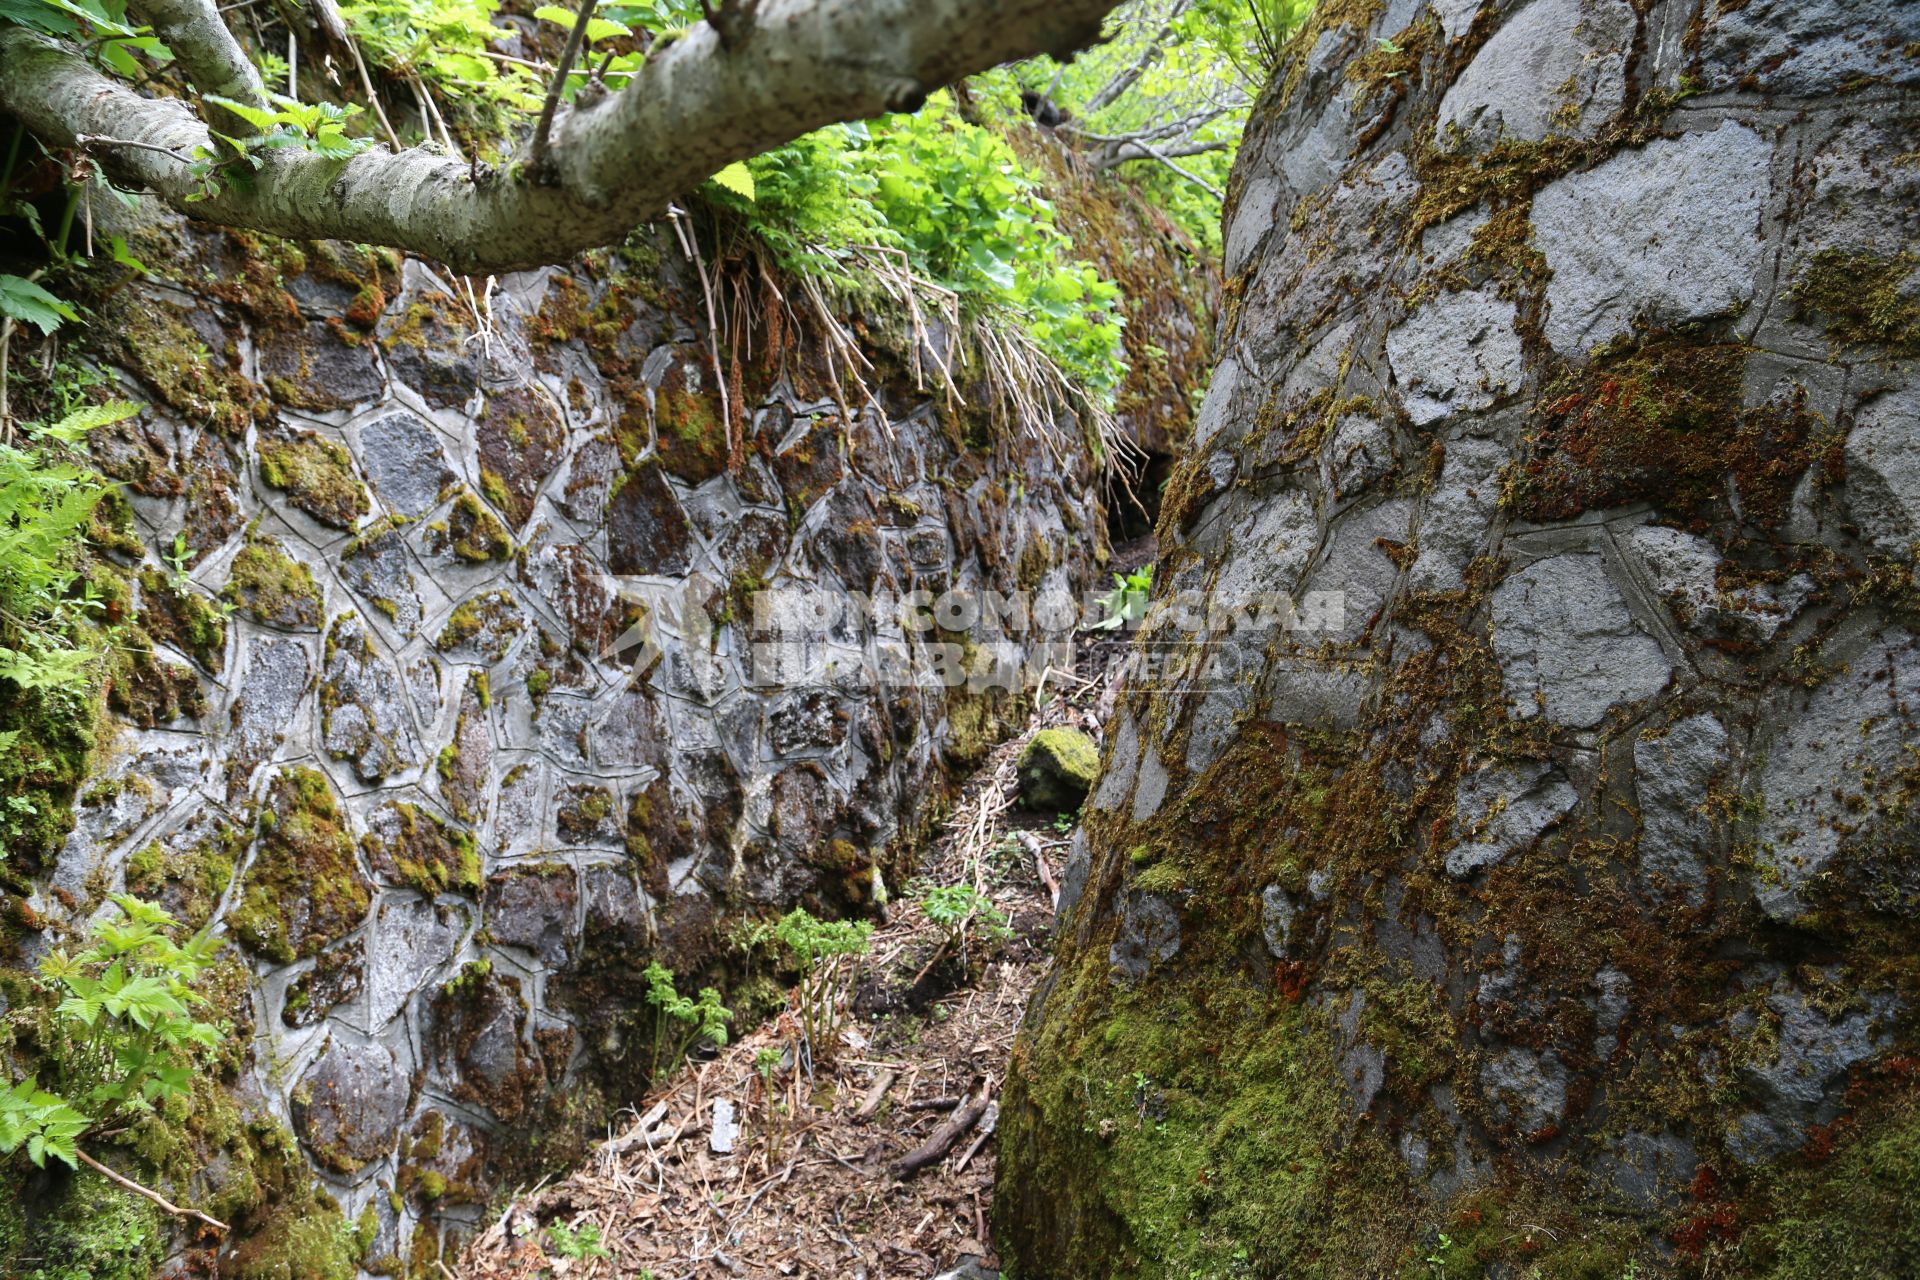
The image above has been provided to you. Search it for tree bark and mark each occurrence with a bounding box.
[0,0,1121,272]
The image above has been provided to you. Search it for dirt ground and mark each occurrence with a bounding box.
[459,630,1125,1280]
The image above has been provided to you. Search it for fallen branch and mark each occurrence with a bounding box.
[853,1068,899,1121]
[890,1079,990,1179]
[75,1147,230,1234]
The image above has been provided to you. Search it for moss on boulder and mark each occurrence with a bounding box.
[1018,728,1101,812]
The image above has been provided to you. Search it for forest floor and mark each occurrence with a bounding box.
[458,553,1145,1280]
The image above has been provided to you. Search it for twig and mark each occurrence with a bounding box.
[890,1079,990,1179]
[74,133,193,162]
[344,33,401,150]
[530,0,597,172]
[853,1068,898,1121]
[75,1148,229,1233]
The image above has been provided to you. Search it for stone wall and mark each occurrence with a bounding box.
[1,188,1200,1270]
[1002,0,1919,1274]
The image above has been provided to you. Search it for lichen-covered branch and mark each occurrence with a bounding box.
[0,0,1119,272]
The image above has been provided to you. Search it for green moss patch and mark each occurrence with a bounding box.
[1787,248,1920,354]
[1505,335,1821,527]
[1018,728,1101,812]
[426,490,514,563]
[230,766,372,963]
[258,429,370,530]
[136,569,228,671]
[223,532,323,630]
[363,801,482,897]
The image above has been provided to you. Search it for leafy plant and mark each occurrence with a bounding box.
[202,93,377,161]
[1091,563,1153,630]
[641,961,730,1079]
[0,274,81,336]
[0,401,131,696]
[1,894,221,1169]
[544,1220,611,1261]
[921,883,1011,959]
[771,907,872,1065]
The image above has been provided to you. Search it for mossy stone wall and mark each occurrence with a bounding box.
[1000,0,1920,1275]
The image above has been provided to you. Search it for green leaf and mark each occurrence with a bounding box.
[30,399,140,443]
[203,94,280,131]
[532,3,629,39]
[708,161,755,201]
[0,276,80,336]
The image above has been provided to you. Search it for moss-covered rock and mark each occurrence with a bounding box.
[1018,728,1101,812]
[229,766,372,964]
[424,490,514,563]
[0,1167,167,1280]
[222,532,324,630]
[257,427,370,529]
[362,800,482,896]
[136,569,229,671]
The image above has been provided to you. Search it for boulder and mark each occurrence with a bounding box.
[1017,729,1100,812]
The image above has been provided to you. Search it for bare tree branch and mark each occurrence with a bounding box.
[1096,137,1221,195]
[1084,0,1189,113]
[0,0,1121,272]
[529,0,598,173]
[128,0,267,133]
[74,1148,230,1234]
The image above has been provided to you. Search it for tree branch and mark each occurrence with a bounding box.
[529,0,597,173]
[1096,138,1222,195]
[74,1147,231,1234]
[127,0,266,134]
[0,0,1121,273]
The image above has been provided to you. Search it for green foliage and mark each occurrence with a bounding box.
[0,1165,168,1280]
[705,97,1129,404]
[0,275,80,336]
[1,894,221,1168]
[642,960,730,1079]
[771,907,872,1064]
[543,1221,611,1261]
[1092,563,1153,630]
[0,0,172,78]
[203,94,376,161]
[921,883,1011,953]
[0,402,128,708]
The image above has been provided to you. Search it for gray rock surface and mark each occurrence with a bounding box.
[1435,0,1632,150]
[1845,383,1920,554]
[1752,632,1920,920]
[359,411,455,518]
[1490,554,1671,727]
[1386,287,1525,424]
[1447,759,1579,876]
[291,1038,412,1174]
[1535,122,1773,353]
[1109,890,1181,984]
[1633,714,1727,901]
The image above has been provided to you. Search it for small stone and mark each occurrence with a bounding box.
[1017,729,1100,813]
[1634,714,1728,902]
[359,410,455,518]
[1490,553,1670,728]
[321,612,423,781]
[291,1037,411,1174]
[1447,760,1578,876]
[710,1098,737,1154]
[1844,383,1920,554]
[474,385,566,527]
[1534,122,1773,353]
[607,462,694,576]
